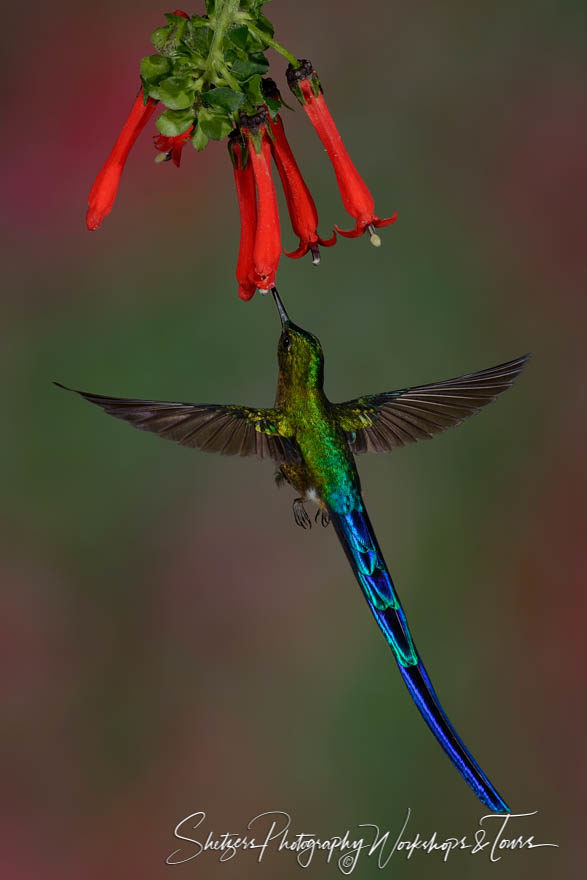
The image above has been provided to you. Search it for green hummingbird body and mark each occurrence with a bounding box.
[58,287,528,813]
[276,382,359,516]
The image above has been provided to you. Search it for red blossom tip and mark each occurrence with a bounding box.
[172,10,190,19]
[86,90,157,230]
[336,211,398,241]
[153,126,193,167]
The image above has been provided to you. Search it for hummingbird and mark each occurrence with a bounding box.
[56,288,528,812]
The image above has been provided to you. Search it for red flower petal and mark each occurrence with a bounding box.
[230,136,258,301]
[244,127,281,291]
[269,113,335,264]
[86,90,157,230]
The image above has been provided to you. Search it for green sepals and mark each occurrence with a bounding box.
[198,108,234,141]
[247,127,263,154]
[289,80,304,105]
[154,76,196,111]
[265,96,281,117]
[156,107,195,137]
[226,25,249,51]
[202,87,245,114]
[311,74,321,98]
[140,54,172,85]
[141,83,155,106]
[192,124,209,152]
[231,55,269,81]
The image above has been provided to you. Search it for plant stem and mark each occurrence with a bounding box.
[205,0,241,83]
[246,23,300,67]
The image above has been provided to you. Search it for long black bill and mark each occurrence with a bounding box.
[271,286,290,327]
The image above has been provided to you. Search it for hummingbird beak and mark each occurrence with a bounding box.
[271,286,290,327]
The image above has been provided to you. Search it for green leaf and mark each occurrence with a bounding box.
[241,0,271,13]
[231,57,269,81]
[156,76,196,111]
[164,12,188,26]
[204,0,215,14]
[226,25,249,51]
[202,87,245,113]
[151,25,173,52]
[192,25,213,56]
[256,13,275,37]
[140,54,172,84]
[156,108,195,137]
[191,125,209,152]
[198,108,234,141]
[244,73,264,106]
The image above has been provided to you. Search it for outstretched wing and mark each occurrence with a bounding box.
[333,355,529,453]
[55,383,300,464]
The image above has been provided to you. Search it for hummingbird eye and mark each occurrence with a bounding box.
[282,334,291,351]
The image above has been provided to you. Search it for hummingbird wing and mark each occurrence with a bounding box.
[55,383,300,464]
[333,355,528,453]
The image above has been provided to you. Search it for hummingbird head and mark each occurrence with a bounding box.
[272,287,324,389]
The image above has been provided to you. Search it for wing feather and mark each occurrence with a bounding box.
[334,355,529,454]
[55,384,300,464]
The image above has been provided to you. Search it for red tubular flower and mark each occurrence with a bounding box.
[229,133,257,301]
[287,61,397,246]
[153,126,193,167]
[86,90,157,230]
[241,112,281,293]
[268,113,336,264]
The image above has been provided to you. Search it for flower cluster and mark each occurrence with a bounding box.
[86,4,396,299]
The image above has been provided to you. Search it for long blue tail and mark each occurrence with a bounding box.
[329,500,510,813]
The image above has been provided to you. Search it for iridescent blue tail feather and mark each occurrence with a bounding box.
[329,502,510,813]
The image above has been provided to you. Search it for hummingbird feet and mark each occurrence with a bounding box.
[293,498,312,529]
[315,508,330,528]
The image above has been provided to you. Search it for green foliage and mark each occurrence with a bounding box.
[140,54,172,84]
[191,125,209,152]
[142,1,293,155]
[152,76,196,111]
[198,108,234,141]
[231,55,269,81]
[202,86,245,113]
[156,107,195,137]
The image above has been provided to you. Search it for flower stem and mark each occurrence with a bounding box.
[205,0,241,83]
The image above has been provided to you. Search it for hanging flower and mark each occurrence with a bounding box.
[286,60,397,246]
[268,113,336,264]
[86,90,157,231]
[153,126,194,167]
[229,132,257,302]
[240,110,281,294]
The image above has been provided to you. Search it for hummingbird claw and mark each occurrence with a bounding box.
[293,498,312,529]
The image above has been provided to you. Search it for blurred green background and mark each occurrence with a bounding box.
[2,0,585,876]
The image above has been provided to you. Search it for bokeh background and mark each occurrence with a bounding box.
[2,1,586,877]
